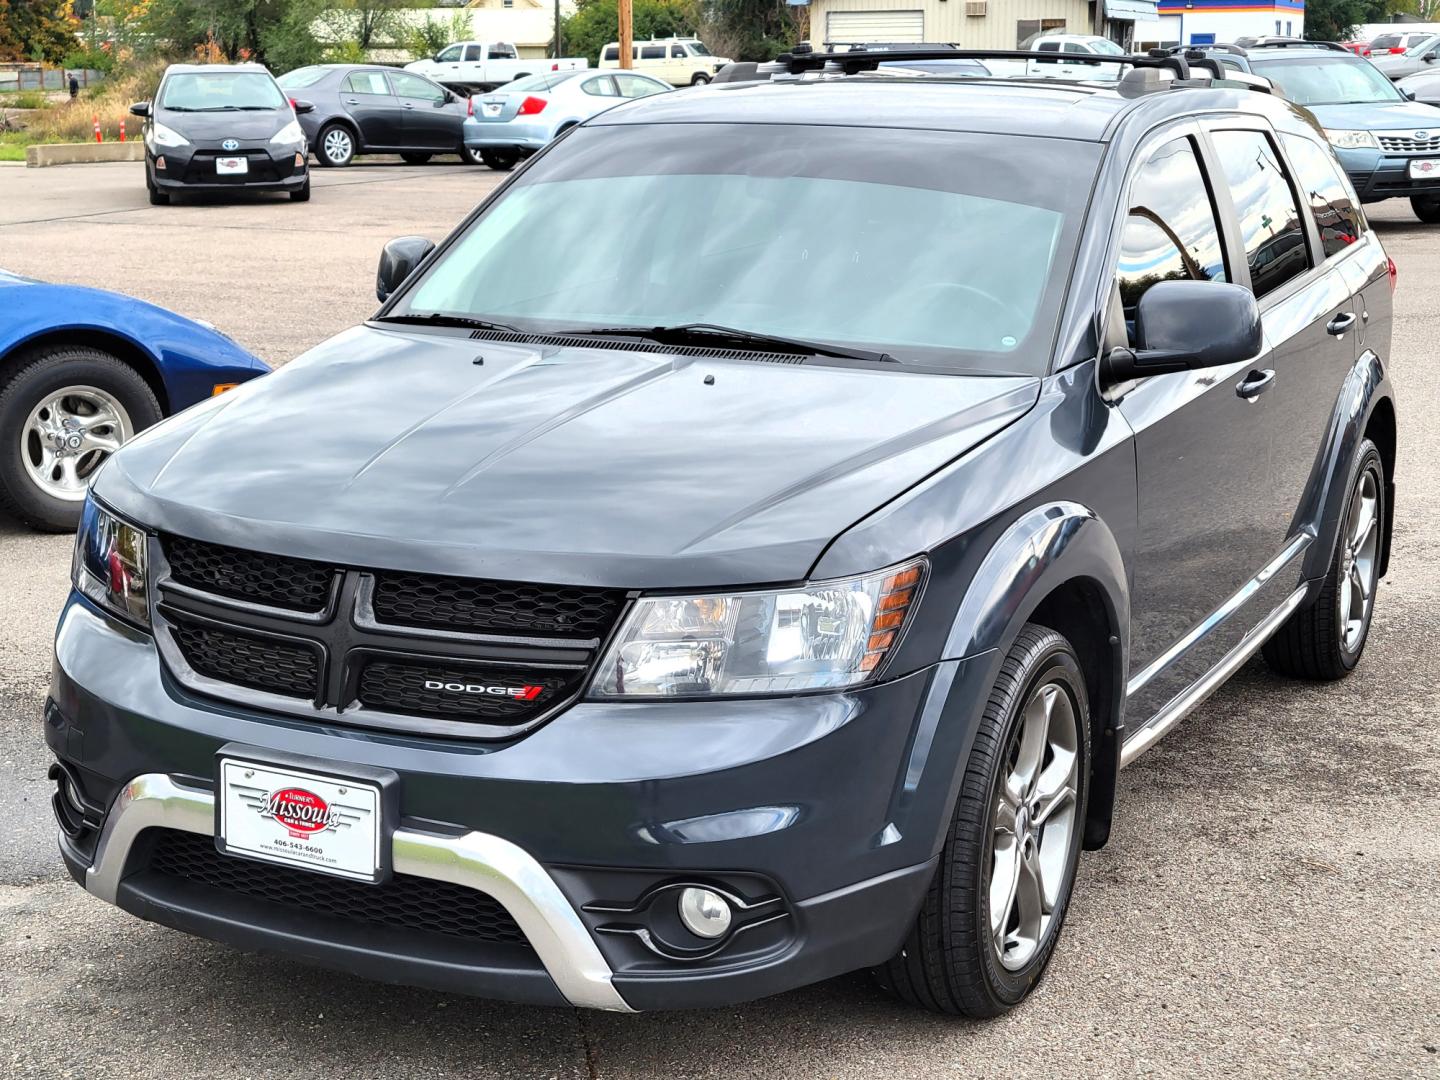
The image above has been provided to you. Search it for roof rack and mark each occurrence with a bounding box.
[774,47,1204,80]
[1243,38,1350,52]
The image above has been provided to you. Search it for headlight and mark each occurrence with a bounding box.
[270,119,304,145]
[149,122,189,148]
[73,496,150,628]
[1325,129,1377,149]
[591,559,925,698]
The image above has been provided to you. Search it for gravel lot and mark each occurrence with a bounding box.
[0,160,1435,1079]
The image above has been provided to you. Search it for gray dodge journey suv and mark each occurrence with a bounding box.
[49,51,1398,1016]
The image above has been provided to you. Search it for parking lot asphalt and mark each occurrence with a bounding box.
[0,161,1436,1079]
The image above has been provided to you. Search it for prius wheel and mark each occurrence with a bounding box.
[0,345,162,531]
[1411,195,1440,223]
[1263,441,1385,680]
[401,152,431,165]
[480,148,518,171]
[317,124,355,167]
[874,625,1089,1016]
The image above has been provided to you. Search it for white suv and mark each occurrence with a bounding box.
[599,37,731,85]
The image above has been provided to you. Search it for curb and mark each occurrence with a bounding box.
[26,142,145,167]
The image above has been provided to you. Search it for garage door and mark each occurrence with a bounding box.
[825,10,925,45]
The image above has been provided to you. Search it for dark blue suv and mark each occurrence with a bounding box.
[48,52,1398,1016]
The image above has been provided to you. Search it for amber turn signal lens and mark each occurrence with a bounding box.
[211,383,239,396]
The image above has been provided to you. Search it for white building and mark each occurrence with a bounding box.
[802,0,1164,51]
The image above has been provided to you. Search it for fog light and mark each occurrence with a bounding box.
[678,886,732,939]
[155,156,166,170]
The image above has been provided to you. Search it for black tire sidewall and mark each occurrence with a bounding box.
[0,348,162,531]
[970,640,1091,1008]
[1411,195,1440,223]
[480,148,517,171]
[1333,442,1386,669]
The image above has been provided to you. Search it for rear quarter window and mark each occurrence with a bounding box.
[1280,133,1367,258]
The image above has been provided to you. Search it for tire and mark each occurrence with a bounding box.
[459,143,485,166]
[1411,195,1440,223]
[1262,440,1385,680]
[0,345,163,532]
[148,186,170,206]
[691,73,711,85]
[480,148,519,171]
[400,152,432,165]
[873,625,1090,1016]
[289,178,311,202]
[316,123,355,168]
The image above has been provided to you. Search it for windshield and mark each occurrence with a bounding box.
[1091,39,1127,55]
[277,66,328,89]
[1249,57,1403,105]
[391,124,1099,373]
[503,70,582,93]
[161,71,286,111]
[688,42,712,56]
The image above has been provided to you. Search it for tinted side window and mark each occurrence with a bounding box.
[1117,136,1228,330]
[1281,133,1366,258]
[602,46,618,61]
[582,76,617,96]
[1211,129,1309,298]
[641,45,666,60]
[464,45,483,61]
[437,45,462,62]
[671,45,687,58]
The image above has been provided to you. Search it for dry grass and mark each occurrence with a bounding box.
[27,59,168,143]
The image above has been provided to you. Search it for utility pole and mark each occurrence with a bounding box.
[619,0,633,69]
[555,0,562,56]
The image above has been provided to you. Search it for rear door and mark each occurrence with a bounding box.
[340,69,403,148]
[389,71,457,150]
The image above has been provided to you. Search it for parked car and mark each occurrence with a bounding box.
[277,65,482,167]
[130,63,312,205]
[1397,66,1440,105]
[1341,40,1373,57]
[405,41,587,94]
[0,269,267,530]
[50,49,1397,1018]
[1370,33,1440,80]
[1177,40,1440,220]
[984,33,1128,80]
[1367,30,1437,55]
[599,36,731,85]
[462,69,670,169]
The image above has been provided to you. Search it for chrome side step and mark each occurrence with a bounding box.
[1120,583,1309,769]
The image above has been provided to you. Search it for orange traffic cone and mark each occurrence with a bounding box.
[119,118,126,142]
[93,115,101,143]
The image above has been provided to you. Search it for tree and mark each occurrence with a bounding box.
[1305,0,1403,41]
[326,0,402,50]
[0,0,81,63]
[560,0,696,66]
[700,0,800,61]
[140,0,323,67]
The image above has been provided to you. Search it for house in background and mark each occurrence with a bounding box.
[798,0,1163,51]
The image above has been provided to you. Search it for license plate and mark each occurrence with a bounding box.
[216,156,248,175]
[217,758,381,881]
[1408,158,1440,179]
[482,102,503,117]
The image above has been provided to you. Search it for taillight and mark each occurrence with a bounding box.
[467,95,474,116]
[1387,256,1397,293]
[550,62,559,71]
[517,96,547,115]
[1390,47,1405,54]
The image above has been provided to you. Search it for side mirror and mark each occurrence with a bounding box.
[291,98,315,114]
[1404,88,1418,100]
[1102,280,1261,385]
[377,235,436,302]
[129,101,150,117]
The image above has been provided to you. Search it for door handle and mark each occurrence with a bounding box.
[1327,312,1357,336]
[1236,368,1276,401]
[345,98,359,104]
[402,103,414,109]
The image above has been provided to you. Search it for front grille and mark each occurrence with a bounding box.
[164,535,334,613]
[357,659,582,723]
[1378,133,1440,152]
[183,151,283,183]
[147,828,531,947]
[154,532,618,737]
[169,615,320,699]
[370,571,624,639]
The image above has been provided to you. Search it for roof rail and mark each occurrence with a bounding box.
[1245,38,1349,52]
[773,47,1199,80]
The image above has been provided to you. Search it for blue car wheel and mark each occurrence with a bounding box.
[0,343,163,531]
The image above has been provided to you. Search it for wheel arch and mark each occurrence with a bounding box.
[319,116,361,153]
[1,327,170,413]
[1363,393,1396,577]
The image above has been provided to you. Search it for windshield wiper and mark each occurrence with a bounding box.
[556,322,897,363]
[374,312,523,333]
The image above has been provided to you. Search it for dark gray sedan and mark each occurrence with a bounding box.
[277,64,482,166]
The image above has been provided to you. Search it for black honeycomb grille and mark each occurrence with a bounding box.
[370,571,624,639]
[147,829,531,947]
[169,616,319,699]
[164,535,334,614]
[356,660,580,724]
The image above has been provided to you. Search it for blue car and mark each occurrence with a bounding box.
[1180,39,1440,220]
[0,269,268,531]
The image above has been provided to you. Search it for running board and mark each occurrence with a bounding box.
[1120,583,1309,769]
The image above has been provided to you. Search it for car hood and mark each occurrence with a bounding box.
[96,325,1040,588]
[158,108,289,141]
[1308,98,1440,130]
[0,268,37,287]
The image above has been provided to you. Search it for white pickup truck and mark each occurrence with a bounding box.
[405,42,588,93]
[986,34,1127,79]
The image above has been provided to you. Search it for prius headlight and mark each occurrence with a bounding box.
[73,496,150,628]
[591,559,925,698]
[1324,129,1377,150]
[148,122,189,148]
[270,119,304,145]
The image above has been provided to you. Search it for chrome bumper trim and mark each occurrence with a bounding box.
[83,773,635,1012]
[1121,584,1309,769]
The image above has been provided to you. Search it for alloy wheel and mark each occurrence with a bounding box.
[1339,465,1382,655]
[20,385,133,501]
[323,129,353,165]
[989,679,1080,972]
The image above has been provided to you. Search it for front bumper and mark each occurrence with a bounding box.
[1334,145,1440,201]
[462,118,552,152]
[49,596,993,1010]
[149,144,307,191]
